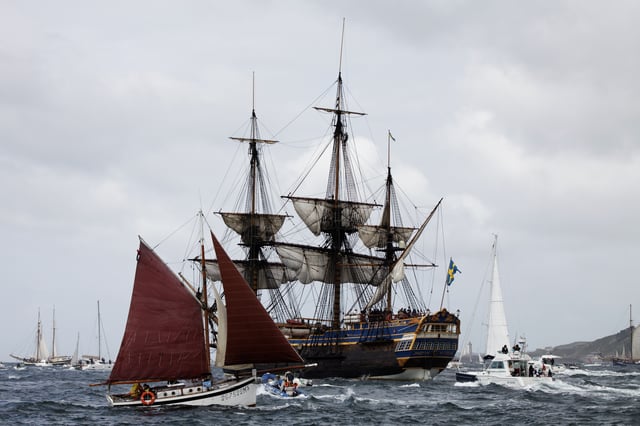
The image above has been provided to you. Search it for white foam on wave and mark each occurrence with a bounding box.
[399,383,420,388]
[454,381,479,388]
[532,376,640,399]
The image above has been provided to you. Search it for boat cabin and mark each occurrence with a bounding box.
[488,358,529,377]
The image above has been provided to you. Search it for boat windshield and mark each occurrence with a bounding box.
[489,360,504,369]
[507,360,529,376]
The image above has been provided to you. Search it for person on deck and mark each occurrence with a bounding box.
[129,382,143,398]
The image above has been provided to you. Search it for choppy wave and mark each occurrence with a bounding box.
[1,364,640,424]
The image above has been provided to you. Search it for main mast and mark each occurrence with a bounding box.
[312,51,367,329]
[97,300,101,360]
[51,306,57,358]
[199,211,212,370]
[36,309,43,361]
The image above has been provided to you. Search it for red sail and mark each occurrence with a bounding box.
[211,232,304,365]
[107,239,209,384]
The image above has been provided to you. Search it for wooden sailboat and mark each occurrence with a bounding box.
[98,232,302,407]
[276,127,460,380]
[10,308,71,366]
[203,30,460,380]
[10,310,50,366]
[612,304,640,366]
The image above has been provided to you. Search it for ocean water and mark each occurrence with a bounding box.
[1,364,639,425]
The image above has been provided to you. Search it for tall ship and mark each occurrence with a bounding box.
[202,44,460,380]
[11,308,71,366]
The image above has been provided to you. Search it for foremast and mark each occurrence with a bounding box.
[205,76,296,322]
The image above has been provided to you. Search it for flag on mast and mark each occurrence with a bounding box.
[446,258,461,286]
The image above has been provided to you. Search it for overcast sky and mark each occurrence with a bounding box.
[2,1,639,362]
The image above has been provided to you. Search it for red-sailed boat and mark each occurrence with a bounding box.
[97,232,302,407]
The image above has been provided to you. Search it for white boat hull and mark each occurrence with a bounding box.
[475,373,553,387]
[81,362,113,371]
[107,377,257,407]
[369,367,439,381]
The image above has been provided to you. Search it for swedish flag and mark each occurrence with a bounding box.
[446,258,461,286]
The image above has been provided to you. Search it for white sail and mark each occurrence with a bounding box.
[51,307,58,358]
[219,212,286,244]
[204,260,296,289]
[35,322,49,362]
[212,284,227,368]
[71,333,80,365]
[289,197,376,236]
[36,317,49,361]
[485,236,511,357]
[632,325,640,362]
[275,244,387,284]
[358,224,414,249]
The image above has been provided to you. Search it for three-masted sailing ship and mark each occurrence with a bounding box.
[204,46,460,380]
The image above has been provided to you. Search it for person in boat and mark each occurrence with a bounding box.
[529,364,534,377]
[285,371,294,384]
[502,345,509,354]
[512,344,521,352]
[542,365,549,377]
[281,371,296,391]
[129,382,143,398]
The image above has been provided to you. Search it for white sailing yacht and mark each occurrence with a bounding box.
[80,301,113,370]
[456,236,553,386]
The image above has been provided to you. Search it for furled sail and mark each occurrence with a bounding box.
[211,232,303,366]
[275,243,387,285]
[357,224,415,249]
[287,197,378,235]
[202,259,296,289]
[219,212,286,244]
[364,199,441,309]
[107,239,209,384]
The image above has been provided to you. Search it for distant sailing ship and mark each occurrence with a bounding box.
[11,308,71,367]
[612,304,640,366]
[78,301,113,371]
[201,34,460,380]
[97,234,303,407]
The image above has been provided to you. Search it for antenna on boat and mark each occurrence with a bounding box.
[387,130,395,169]
[338,17,345,74]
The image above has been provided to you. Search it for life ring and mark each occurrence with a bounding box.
[140,390,156,406]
